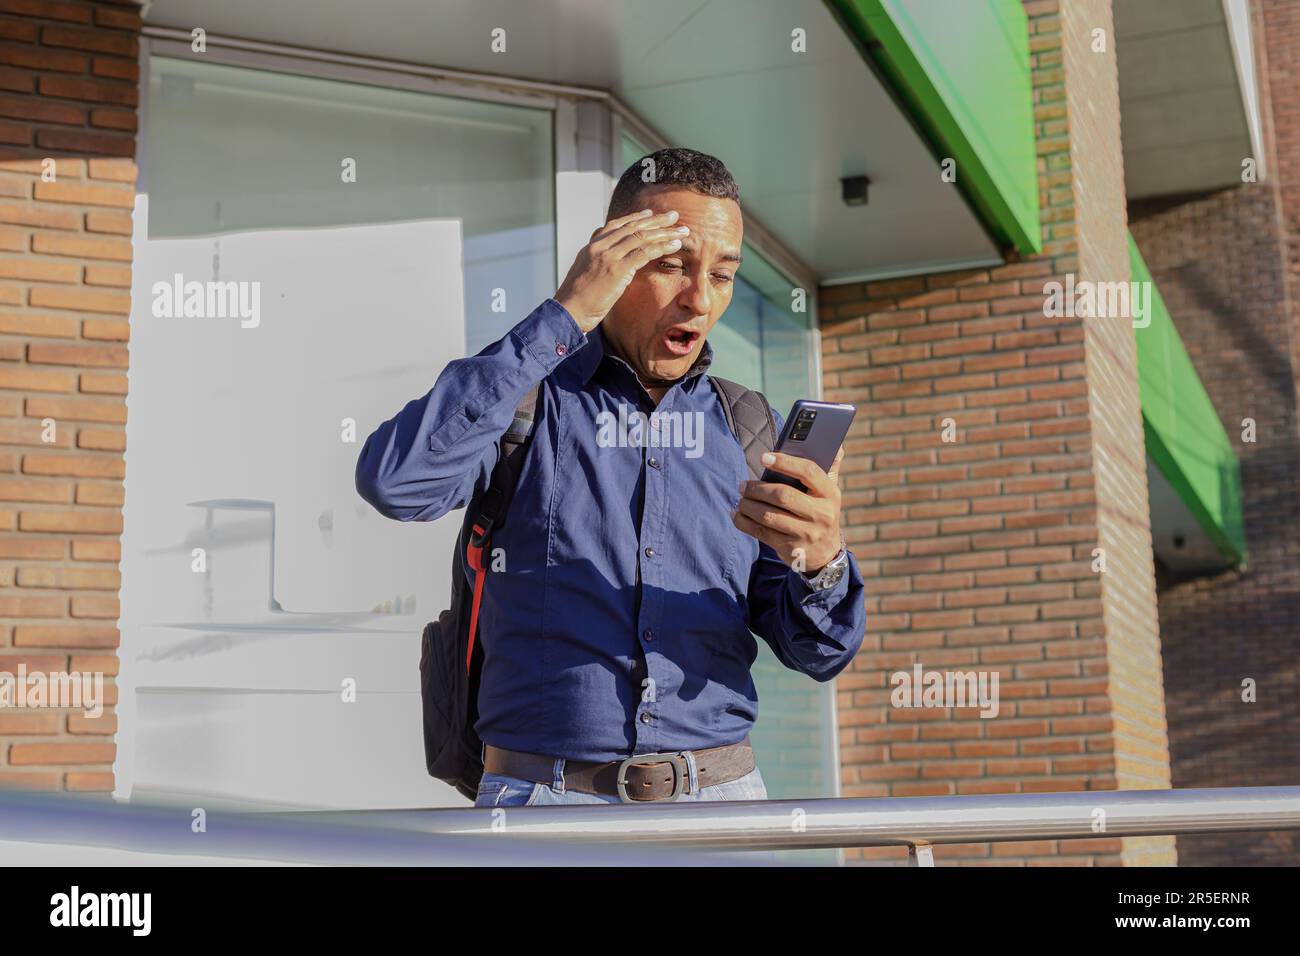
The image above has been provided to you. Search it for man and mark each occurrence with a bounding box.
[356,148,866,807]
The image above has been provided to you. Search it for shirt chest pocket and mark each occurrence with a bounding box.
[656,433,749,585]
[668,588,756,705]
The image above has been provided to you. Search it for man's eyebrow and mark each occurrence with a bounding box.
[674,238,742,266]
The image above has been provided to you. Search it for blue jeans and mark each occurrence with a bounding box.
[474,764,769,807]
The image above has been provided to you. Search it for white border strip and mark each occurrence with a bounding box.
[1222,0,1266,184]
[144,24,590,105]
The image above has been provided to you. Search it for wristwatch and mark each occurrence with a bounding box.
[801,544,850,591]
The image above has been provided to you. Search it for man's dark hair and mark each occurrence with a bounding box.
[607,147,740,219]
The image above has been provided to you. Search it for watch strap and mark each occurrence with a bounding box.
[802,543,848,589]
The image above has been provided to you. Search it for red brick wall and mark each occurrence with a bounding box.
[1125,0,1300,866]
[824,0,1173,865]
[1264,0,1300,401]
[0,0,139,793]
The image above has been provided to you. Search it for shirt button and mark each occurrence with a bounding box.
[648,456,658,469]
[555,342,567,356]
[644,547,655,558]
[640,712,652,724]
[643,629,654,642]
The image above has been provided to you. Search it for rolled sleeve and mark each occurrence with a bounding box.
[355,298,587,522]
[747,542,867,682]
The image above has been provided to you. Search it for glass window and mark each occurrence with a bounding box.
[147,56,555,353]
[120,56,556,808]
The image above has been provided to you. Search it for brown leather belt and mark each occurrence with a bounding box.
[483,737,755,803]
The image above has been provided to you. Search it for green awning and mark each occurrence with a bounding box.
[1131,234,1247,566]
[829,0,1041,255]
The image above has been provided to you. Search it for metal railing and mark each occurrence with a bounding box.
[316,785,1300,865]
[4,786,1298,865]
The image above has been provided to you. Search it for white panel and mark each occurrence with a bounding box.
[130,691,443,809]
[118,195,468,806]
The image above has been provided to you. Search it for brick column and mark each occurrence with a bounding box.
[824,0,1173,865]
[1058,0,1170,866]
[0,0,140,793]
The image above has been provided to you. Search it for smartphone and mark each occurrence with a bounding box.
[760,400,857,491]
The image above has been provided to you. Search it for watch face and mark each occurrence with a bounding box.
[803,549,848,589]
[822,563,846,588]
[809,555,846,590]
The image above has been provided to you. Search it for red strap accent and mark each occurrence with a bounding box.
[465,524,487,674]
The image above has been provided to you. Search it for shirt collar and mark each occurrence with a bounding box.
[572,324,716,390]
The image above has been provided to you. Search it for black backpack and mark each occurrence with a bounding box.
[418,376,779,800]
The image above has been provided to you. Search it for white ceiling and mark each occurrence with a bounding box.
[143,0,999,282]
[1115,0,1261,198]
[1146,457,1235,574]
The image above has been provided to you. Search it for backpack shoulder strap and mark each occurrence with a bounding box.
[471,384,540,544]
[462,384,541,672]
[708,376,779,481]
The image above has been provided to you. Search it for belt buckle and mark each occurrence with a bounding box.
[616,751,688,803]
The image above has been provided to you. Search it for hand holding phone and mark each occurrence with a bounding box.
[733,400,855,574]
[759,401,856,492]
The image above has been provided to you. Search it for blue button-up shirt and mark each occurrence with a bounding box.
[356,299,866,761]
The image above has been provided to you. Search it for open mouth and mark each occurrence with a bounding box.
[662,326,701,357]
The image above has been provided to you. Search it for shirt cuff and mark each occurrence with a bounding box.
[512,298,588,372]
[789,550,858,608]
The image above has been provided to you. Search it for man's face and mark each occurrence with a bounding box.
[602,186,743,385]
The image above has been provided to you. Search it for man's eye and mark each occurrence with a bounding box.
[712,273,734,284]
[658,260,684,271]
